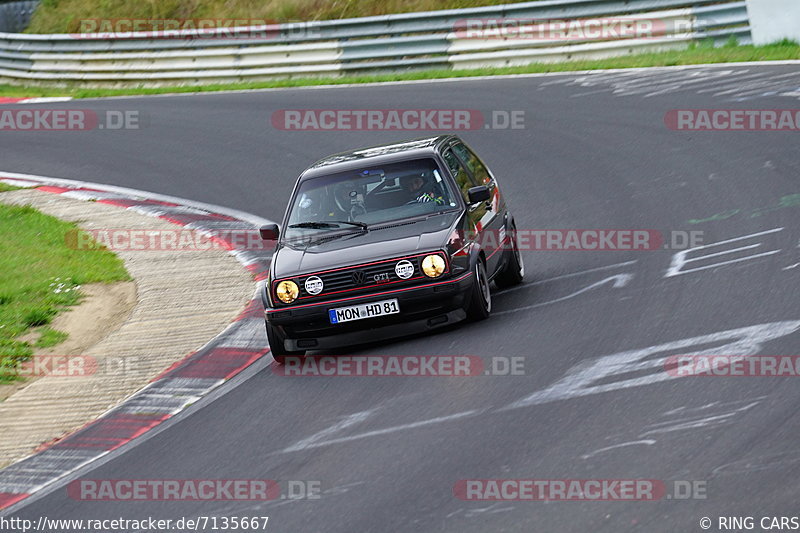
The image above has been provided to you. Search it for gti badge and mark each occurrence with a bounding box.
[304,276,324,295]
[395,260,414,279]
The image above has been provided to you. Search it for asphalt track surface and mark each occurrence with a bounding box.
[2,63,800,532]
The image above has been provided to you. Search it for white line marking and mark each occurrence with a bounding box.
[276,319,798,455]
[712,452,800,476]
[668,250,781,277]
[495,260,637,295]
[665,227,783,277]
[640,401,761,437]
[662,397,767,416]
[642,413,739,434]
[495,273,633,315]
[710,71,800,96]
[447,503,515,519]
[503,321,800,410]
[643,71,760,97]
[281,409,376,453]
[580,440,656,460]
[53,61,800,103]
[694,72,774,93]
[278,410,481,453]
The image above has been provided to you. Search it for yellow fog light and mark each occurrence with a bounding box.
[275,280,299,303]
[421,255,446,278]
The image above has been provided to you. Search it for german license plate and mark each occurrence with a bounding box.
[329,299,399,324]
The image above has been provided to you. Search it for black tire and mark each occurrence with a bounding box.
[494,225,525,289]
[266,322,305,364]
[466,259,492,321]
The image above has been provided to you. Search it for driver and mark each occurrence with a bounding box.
[332,182,367,219]
[400,174,445,205]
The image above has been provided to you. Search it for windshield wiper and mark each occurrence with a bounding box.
[287,228,366,248]
[289,220,368,230]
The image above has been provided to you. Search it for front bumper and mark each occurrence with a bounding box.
[265,272,473,351]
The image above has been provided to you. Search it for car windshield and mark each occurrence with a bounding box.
[284,158,458,240]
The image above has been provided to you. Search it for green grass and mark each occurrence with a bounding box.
[0,183,22,192]
[34,327,69,348]
[0,40,797,99]
[26,0,540,34]
[0,202,130,383]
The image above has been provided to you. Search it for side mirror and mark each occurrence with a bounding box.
[467,185,490,204]
[259,223,280,241]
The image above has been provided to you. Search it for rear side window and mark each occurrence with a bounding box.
[443,149,474,203]
[452,143,492,185]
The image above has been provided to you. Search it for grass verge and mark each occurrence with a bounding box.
[27,0,534,34]
[0,40,797,99]
[35,327,69,348]
[0,200,130,383]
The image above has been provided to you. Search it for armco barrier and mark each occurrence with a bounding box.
[0,1,752,89]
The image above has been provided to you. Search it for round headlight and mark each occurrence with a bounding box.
[275,280,299,303]
[421,254,446,278]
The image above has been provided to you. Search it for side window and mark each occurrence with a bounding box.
[443,149,474,203]
[452,143,492,185]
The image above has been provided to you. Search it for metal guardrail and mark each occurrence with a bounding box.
[0,0,751,87]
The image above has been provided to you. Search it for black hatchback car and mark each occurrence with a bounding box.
[260,135,524,362]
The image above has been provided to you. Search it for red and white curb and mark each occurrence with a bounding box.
[0,172,273,512]
[0,97,73,105]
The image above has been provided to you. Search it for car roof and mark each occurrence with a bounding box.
[300,135,459,179]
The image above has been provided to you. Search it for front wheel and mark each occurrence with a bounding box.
[494,225,524,289]
[465,259,492,321]
[266,322,305,364]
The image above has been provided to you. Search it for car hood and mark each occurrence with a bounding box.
[272,212,458,278]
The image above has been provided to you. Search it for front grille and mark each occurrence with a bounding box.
[274,252,448,305]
